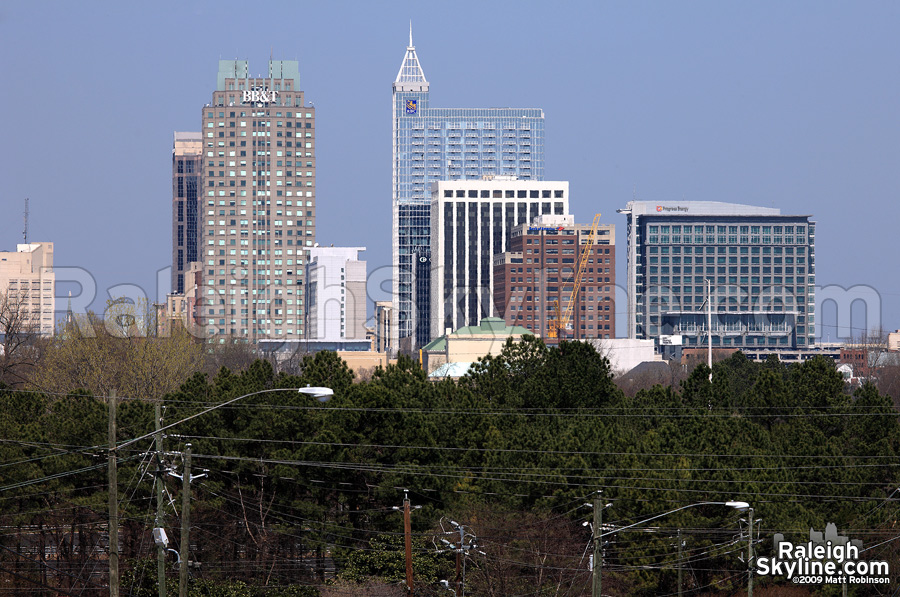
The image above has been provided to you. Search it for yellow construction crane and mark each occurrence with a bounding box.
[548,213,602,339]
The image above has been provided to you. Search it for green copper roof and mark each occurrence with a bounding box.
[450,317,530,337]
[422,318,531,352]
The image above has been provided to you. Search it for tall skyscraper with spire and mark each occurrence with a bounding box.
[392,28,545,350]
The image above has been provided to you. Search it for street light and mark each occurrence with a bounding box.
[115,386,333,452]
[597,501,748,539]
[109,385,333,597]
[298,384,334,402]
[591,500,750,597]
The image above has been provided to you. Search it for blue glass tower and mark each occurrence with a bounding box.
[392,29,545,349]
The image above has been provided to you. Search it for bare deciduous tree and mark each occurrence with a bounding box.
[0,290,43,388]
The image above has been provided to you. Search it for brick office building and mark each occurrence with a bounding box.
[493,215,615,340]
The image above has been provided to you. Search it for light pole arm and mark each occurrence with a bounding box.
[114,388,313,452]
[599,501,748,539]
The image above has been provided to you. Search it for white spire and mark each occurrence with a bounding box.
[394,25,427,86]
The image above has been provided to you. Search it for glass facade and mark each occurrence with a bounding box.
[392,40,545,349]
[621,202,816,349]
[172,133,201,294]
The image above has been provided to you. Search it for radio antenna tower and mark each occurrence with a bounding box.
[23,198,29,243]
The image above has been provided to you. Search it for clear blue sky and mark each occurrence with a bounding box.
[2,1,898,341]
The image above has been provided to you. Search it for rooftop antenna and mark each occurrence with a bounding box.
[23,198,29,243]
[409,20,413,47]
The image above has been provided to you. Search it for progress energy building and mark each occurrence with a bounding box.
[392,31,545,350]
[618,201,815,350]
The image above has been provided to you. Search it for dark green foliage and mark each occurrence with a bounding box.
[2,348,900,595]
[337,533,443,584]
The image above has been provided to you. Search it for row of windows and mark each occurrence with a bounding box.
[647,234,808,245]
[646,256,804,265]
[206,140,314,150]
[208,150,310,159]
[208,199,313,207]
[208,190,315,198]
[208,160,313,168]
[645,278,814,288]
[647,245,807,256]
[208,170,313,177]
[208,328,305,336]
[206,239,314,248]
[644,290,810,302]
[208,120,313,128]
[207,131,314,139]
[649,224,806,235]
[443,189,563,199]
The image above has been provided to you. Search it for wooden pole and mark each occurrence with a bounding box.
[404,494,413,595]
[677,528,683,597]
[155,402,166,597]
[179,444,192,597]
[108,390,119,597]
[592,493,602,597]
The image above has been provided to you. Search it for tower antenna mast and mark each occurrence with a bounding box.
[23,198,29,243]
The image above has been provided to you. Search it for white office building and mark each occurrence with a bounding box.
[306,246,368,350]
[429,179,569,341]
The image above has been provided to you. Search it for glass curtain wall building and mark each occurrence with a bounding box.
[618,201,816,349]
[392,31,545,350]
[172,132,202,295]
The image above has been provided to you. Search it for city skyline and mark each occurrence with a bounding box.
[2,2,899,342]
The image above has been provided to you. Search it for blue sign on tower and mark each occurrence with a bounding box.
[406,99,417,115]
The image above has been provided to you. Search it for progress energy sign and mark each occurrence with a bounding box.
[756,524,890,586]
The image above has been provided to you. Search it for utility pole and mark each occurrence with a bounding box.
[403,492,413,595]
[440,520,475,597]
[179,444,191,597]
[677,528,682,597]
[393,491,420,595]
[592,492,603,597]
[155,402,166,597]
[747,507,754,597]
[455,540,462,597]
[108,390,119,597]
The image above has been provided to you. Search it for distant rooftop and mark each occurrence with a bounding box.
[428,362,474,379]
[422,317,532,352]
[619,200,810,218]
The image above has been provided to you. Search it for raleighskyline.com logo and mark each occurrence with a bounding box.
[756,524,890,585]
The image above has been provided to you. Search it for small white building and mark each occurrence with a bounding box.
[587,338,662,375]
[306,246,368,349]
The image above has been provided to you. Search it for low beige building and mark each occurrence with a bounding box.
[422,317,531,377]
[337,350,396,379]
[0,243,55,336]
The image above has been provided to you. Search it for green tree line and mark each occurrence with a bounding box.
[0,338,898,595]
